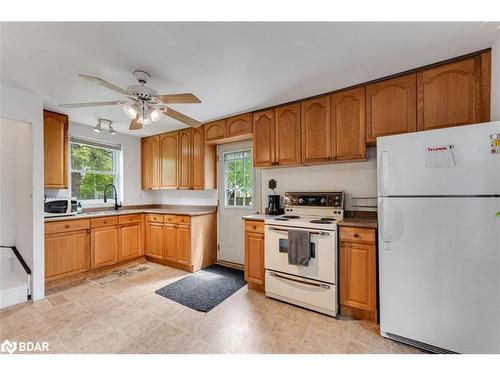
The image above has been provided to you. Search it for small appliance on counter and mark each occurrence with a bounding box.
[44,197,78,218]
[265,179,283,215]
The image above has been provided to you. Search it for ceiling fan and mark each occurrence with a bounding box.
[59,70,202,130]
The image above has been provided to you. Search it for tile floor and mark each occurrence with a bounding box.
[0,261,424,354]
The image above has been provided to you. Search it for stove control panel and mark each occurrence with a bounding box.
[284,192,344,208]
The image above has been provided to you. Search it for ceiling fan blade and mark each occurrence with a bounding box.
[129,114,142,130]
[79,74,130,96]
[59,100,125,108]
[164,108,202,128]
[155,93,201,104]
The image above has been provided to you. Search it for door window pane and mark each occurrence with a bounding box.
[224,150,253,207]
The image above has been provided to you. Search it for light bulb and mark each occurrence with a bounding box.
[150,109,161,122]
[94,123,102,133]
[109,125,116,135]
[123,103,138,119]
[138,116,152,125]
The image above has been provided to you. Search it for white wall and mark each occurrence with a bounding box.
[260,147,377,212]
[0,83,44,300]
[491,35,500,121]
[45,121,155,206]
[149,189,218,206]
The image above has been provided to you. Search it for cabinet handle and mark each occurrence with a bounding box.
[353,233,360,238]
[103,220,107,224]
[64,224,70,229]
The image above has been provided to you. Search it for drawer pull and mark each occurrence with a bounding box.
[64,224,70,228]
[103,220,107,224]
[353,233,360,238]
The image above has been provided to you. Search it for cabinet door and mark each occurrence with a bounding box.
[91,226,119,269]
[244,232,264,285]
[332,88,366,160]
[191,127,205,190]
[177,224,191,265]
[252,110,275,167]
[226,113,253,138]
[417,56,484,131]
[141,137,152,190]
[159,132,178,189]
[178,129,192,190]
[366,73,417,144]
[45,230,90,281]
[205,120,226,143]
[151,136,160,189]
[339,242,376,312]
[301,96,332,164]
[275,103,301,166]
[119,223,141,261]
[44,110,68,189]
[146,223,164,260]
[164,223,178,262]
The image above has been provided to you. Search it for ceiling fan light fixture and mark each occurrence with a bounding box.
[123,103,138,119]
[94,121,102,133]
[109,124,116,135]
[150,109,161,122]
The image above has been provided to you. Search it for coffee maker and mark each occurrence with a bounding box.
[267,179,281,215]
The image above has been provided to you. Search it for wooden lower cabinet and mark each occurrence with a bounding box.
[145,213,216,272]
[339,226,377,322]
[91,226,119,269]
[45,229,90,282]
[119,223,141,261]
[244,220,265,291]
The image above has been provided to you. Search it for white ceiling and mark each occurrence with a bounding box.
[1,22,499,137]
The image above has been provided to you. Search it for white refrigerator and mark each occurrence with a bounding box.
[377,122,500,354]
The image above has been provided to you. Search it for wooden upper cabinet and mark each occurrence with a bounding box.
[44,110,68,189]
[301,96,332,164]
[332,88,366,160]
[226,113,253,139]
[253,110,275,167]
[417,55,489,131]
[178,129,192,190]
[205,119,226,143]
[141,136,160,190]
[276,103,301,166]
[191,127,205,190]
[366,73,417,144]
[159,132,178,189]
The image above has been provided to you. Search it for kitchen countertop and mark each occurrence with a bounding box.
[242,213,274,221]
[338,218,378,229]
[44,205,217,222]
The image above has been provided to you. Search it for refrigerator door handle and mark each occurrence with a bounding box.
[378,145,389,196]
[380,198,392,250]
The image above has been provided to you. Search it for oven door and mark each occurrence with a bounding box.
[264,224,337,284]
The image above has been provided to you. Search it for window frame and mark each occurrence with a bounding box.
[69,139,123,206]
[222,148,254,209]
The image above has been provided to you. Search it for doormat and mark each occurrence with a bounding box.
[87,263,150,287]
[155,265,246,312]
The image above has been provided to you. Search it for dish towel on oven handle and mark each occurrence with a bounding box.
[287,229,310,266]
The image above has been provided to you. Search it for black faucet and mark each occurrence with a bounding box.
[103,184,122,210]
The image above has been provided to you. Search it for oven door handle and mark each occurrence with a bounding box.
[268,271,331,289]
[268,227,330,236]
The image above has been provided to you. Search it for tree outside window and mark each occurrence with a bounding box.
[224,150,252,207]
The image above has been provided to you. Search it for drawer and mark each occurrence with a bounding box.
[91,216,118,228]
[339,226,375,244]
[164,215,177,224]
[245,220,264,234]
[147,213,164,223]
[45,219,91,234]
[174,215,191,225]
[118,214,142,224]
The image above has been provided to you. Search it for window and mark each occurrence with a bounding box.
[224,150,253,208]
[70,138,122,202]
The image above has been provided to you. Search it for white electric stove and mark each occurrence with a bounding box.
[264,192,344,316]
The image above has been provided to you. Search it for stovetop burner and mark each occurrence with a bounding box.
[310,219,335,224]
[282,215,300,219]
[274,218,289,221]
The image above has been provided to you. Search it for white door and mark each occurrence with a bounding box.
[379,196,500,353]
[217,141,261,265]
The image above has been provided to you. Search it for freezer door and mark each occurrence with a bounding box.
[377,122,500,196]
[378,197,500,353]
